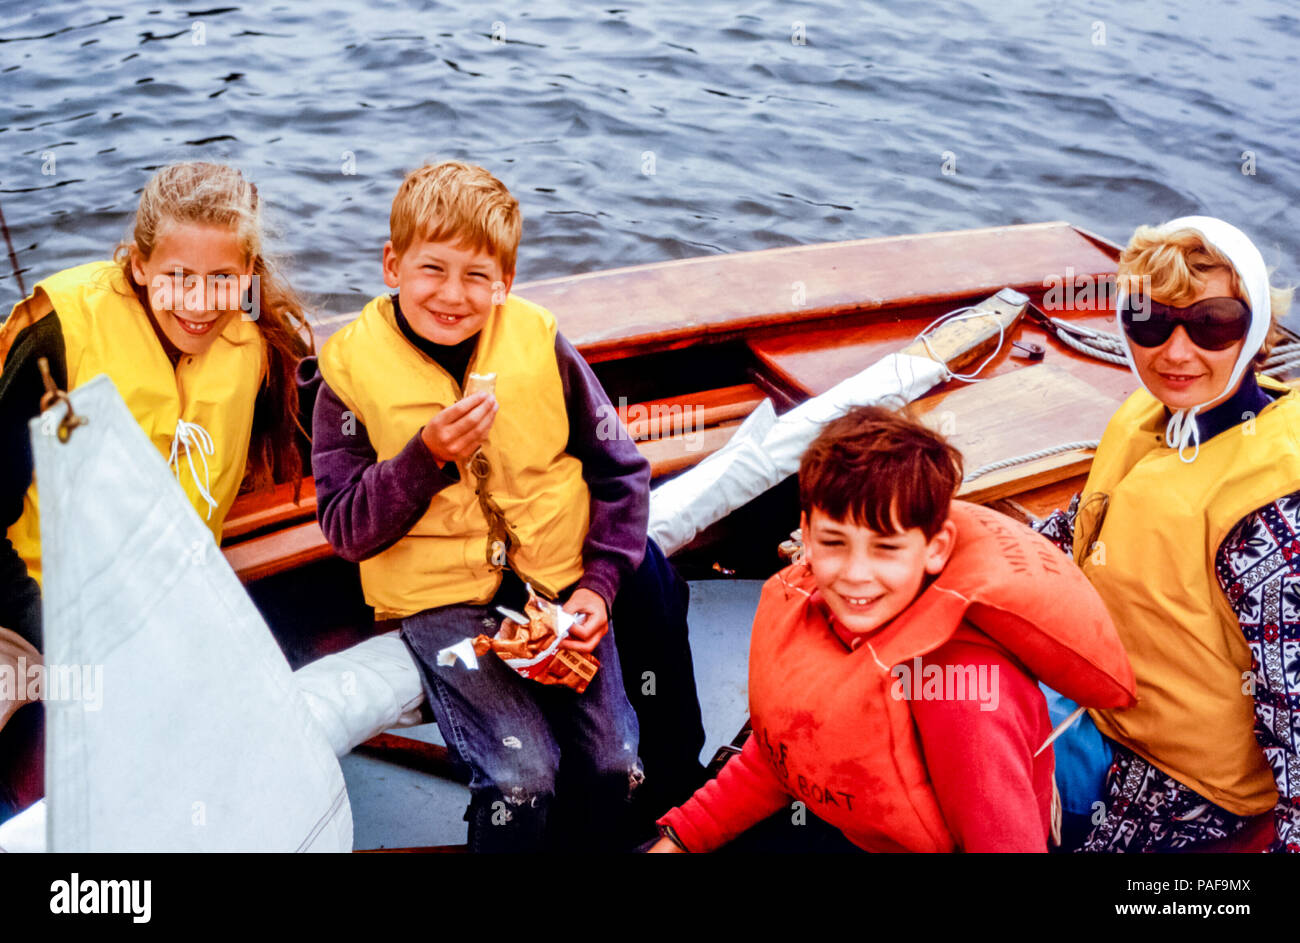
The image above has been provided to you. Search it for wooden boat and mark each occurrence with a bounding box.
[225,222,1125,577]
[217,220,1293,852]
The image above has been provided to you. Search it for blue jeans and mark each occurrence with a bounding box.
[401,593,642,853]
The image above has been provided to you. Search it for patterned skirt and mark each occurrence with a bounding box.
[1079,745,1248,852]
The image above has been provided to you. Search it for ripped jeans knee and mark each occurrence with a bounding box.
[606,753,645,803]
[627,755,646,798]
[483,773,556,809]
[466,775,556,853]
[585,731,644,800]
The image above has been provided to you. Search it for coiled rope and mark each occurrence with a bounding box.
[1039,316,1129,366]
[964,440,1101,483]
[1261,341,1300,377]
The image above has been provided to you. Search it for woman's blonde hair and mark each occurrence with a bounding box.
[389,161,521,275]
[1118,224,1293,363]
[113,162,313,491]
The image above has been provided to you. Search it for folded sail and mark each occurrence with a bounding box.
[648,352,946,555]
[35,375,352,852]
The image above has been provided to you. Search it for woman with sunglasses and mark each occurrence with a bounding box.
[1036,216,1298,853]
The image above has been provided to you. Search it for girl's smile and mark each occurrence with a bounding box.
[130,222,251,356]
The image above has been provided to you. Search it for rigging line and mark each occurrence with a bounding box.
[0,197,25,298]
[963,440,1101,482]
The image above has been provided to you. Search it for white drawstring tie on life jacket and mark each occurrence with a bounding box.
[167,419,218,520]
[1165,405,1204,463]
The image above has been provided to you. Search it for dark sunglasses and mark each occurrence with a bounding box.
[1120,295,1251,351]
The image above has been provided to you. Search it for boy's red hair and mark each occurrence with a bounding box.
[390,161,521,275]
[799,406,963,539]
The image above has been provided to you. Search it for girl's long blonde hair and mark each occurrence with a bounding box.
[113,162,312,491]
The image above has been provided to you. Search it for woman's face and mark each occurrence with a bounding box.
[1127,268,1246,411]
[130,222,252,356]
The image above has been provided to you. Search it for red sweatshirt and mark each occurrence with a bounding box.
[659,623,1054,853]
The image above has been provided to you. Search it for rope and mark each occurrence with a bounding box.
[914,305,1009,383]
[1262,341,1300,377]
[964,440,1101,482]
[467,448,519,570]
[1044,317,1130,366]
[0,197,25,298]
[1263,356,1300,378]
[465,446,563,599]
[167,419,219,519]
[1263,341,1300,366]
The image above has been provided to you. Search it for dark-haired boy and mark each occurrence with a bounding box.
[651,405,1134,852]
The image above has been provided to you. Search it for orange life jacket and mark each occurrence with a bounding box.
[747,501,1136,852]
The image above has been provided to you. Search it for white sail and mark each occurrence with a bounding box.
[33,375,352,852]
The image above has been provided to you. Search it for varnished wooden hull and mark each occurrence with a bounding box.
[225,220,1293,657]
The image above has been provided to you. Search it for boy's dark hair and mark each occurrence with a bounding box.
[799,406,963,539]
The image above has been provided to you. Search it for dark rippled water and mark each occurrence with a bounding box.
[2,0,1298,326]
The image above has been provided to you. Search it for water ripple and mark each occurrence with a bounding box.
[0,0,1296,328]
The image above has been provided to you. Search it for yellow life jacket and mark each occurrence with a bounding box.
[1076,377,1300,815]
[1,261,265,587]
[316,293,589,619]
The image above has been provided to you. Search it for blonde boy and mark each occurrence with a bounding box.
[311,162,649,851]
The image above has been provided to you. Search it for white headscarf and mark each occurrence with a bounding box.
[1114,215,1272,463]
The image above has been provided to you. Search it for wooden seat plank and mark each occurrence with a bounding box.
[223,479,317,541]
[906,363,1122,506]
[223,519,335,583]
[619,383,765,440]
[634,420,745,478]
[1003,474,1089,523]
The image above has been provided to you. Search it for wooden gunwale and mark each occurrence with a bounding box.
[226,221,1139,580]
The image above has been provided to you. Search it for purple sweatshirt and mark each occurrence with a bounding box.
[305,315,650,611]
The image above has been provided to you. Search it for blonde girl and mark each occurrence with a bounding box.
[0,161,312,652]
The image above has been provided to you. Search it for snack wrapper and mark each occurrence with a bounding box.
[436,585,601,693]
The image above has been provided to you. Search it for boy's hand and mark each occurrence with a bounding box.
[560,588,608,653]
[420,392,497,464]
[647,836,687,853]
